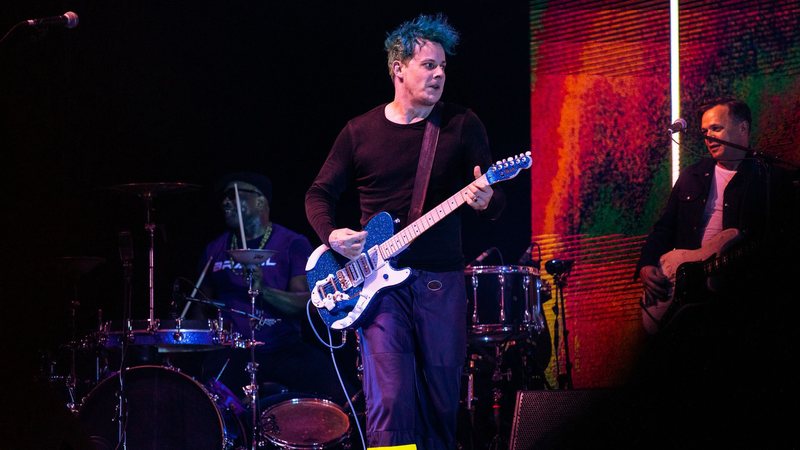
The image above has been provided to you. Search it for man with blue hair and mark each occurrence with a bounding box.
[306,13,505,450]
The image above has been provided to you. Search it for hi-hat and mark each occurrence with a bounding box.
[228,249,277,266]
[106,182,201,197]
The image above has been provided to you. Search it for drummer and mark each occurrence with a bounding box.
[189,171,356,407]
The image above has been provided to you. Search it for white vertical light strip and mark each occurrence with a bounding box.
[670,0,681,185]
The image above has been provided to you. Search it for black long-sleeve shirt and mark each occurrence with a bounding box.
[306,102,505,272]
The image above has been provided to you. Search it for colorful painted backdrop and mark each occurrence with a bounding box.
[529,0,800,388]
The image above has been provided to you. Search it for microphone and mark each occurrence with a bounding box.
[26,11,79,29]
[545,259,574,276]
[517,242,541,269]
[466,247,496,269]
[667,118,687,134]
[117,230,134,264]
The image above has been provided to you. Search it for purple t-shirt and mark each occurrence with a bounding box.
[201,223,312,351]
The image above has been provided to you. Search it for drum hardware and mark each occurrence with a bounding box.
[461,331,552,450]
[177,293,275,348]
[105,181,201,326]
[545,258,574,390]
[51,256,107,413]
[463,354,480,421]
[208,377,248,417]
[228,248,274,450]
[487,343,513,450]
[99,318,234,351]
[465,265,546,344]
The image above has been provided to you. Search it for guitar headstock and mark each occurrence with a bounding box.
[485,151,532,185]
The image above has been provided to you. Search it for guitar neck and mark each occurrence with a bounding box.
[378,175,485,259]
[703,239,755,276]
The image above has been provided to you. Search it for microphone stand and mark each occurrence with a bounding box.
[546,260,574,390]
[700,135,800,239]
[700,135,799,169]
[554,272,573,389]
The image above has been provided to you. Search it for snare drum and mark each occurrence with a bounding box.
[78,365,246,450]
[465,265,547,342]
[260,396,351,449]
[100,318,231,352]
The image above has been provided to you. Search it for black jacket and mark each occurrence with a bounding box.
[636,156,797,274]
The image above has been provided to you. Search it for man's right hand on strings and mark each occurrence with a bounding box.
[329,228,368,259]
[639,265,670,304]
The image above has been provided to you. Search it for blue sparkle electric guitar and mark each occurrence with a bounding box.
[305,152,533,330]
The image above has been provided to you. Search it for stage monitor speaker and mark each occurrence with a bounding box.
[509,389,615,450]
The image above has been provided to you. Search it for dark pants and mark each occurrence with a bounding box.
[358,270,467,450]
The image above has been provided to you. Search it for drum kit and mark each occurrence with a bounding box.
[41,181,354,450]
[460,263,553,450]
[42,180,556,449]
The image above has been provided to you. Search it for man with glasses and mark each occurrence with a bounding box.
[193,172,355,417]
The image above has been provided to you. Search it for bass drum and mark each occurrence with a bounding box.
[77,365,247,450]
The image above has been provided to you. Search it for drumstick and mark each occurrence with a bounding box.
[234,183,247,249]
[215,357,230,381]
[179,256,213,319]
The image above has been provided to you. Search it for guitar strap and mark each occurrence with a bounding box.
[408,102,442,223]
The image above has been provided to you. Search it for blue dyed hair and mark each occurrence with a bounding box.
[384,13,460,78]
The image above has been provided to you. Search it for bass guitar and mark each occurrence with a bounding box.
[305,152,532,330]
[641,228,753,334]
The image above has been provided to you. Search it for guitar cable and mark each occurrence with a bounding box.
[306,300,367,450]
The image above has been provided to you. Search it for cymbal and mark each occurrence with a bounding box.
[106,182,201,197]
[228,249,276,265]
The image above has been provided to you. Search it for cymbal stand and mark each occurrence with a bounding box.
[64,282,80,413]
[241,265,261,450]
[142,192,157,328]
[117,234,135,448]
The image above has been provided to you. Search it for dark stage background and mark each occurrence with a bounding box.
[2,2,531,447]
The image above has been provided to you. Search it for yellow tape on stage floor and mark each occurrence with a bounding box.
[368,445,417,450]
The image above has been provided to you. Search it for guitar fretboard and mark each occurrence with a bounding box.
[703,239,756,275]
[378,182,474,260]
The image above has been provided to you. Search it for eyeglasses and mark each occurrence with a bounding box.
[221,187,263,202]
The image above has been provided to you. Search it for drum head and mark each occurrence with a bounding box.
[260,397,350,449]
[78,365,228,450]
